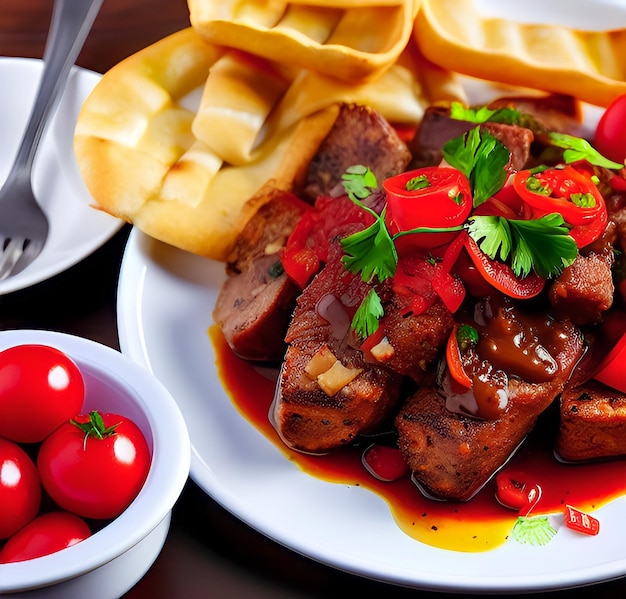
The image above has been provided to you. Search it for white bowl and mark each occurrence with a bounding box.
[0,329,191,598]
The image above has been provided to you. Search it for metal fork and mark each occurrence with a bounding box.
[0,0,104,281]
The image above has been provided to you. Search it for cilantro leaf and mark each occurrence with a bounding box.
[442,127,510,206]
[467,213,577,279]
[442,126,481,177]
[511,516,557,546]
[449,101,521,125]
[342,164,379,201]
[466,215,512,262]
[548,132,623,169]
[508,214,577,278]
[341,209,397,284]
[351,289,384,339]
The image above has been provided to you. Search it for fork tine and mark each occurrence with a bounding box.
[10,239,46,279]
[0,238,26,281]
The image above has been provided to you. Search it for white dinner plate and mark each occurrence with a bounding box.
[117,228,626,594]
[117,0,626,592]
[0,57,123,295]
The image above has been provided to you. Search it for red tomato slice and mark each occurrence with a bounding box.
[0,438,41,540]
[384,167,472,250]
[594,93,626,164]
[37,411,151,520]
[0,511,90,564]
[0,344,85,443]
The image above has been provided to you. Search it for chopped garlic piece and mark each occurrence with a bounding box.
[369,336,395,361]
[305,345,337,379]
[317,361,363,396]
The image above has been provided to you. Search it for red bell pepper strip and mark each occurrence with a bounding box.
[564,505,600,536]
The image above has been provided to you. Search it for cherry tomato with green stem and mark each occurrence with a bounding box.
[0,437,41,540]
[37,411,151,520]
[0,344,85,443]
[0,511,91,563]
[593,93,626,165]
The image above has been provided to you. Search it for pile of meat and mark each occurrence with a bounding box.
[213,99,626,502]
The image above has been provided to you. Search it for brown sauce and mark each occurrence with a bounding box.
[209,326,626,553]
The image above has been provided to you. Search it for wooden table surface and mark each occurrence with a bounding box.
[1,1,625,597]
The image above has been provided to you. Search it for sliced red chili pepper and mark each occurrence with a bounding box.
[513,165,608,248]
[473,181,527,219]
[513,166,604,225]
[445,324,473,389]
[463,234,545,299]
[564,505,600,536]
[384,166,472,251]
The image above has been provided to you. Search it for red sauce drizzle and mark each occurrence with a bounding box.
[209,326,626,553]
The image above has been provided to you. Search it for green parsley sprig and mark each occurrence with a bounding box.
[511,515,557,546]
[340,166,397,285]
[449,101,521,125]
[442,127,510,206]
[351,289,384,339]
[547,131,624,169]
[467,213,578,279]
[338,160,579,338]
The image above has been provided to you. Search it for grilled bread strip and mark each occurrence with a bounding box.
[415,0,626,107]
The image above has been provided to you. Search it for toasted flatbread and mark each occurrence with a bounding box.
[188,0,421,83]
[415,0,626,107]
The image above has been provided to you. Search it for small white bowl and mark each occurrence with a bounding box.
[0,329,191,598]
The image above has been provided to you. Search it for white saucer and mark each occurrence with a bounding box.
[0,57,123,295]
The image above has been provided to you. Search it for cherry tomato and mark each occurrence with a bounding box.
[0,437,41,540]
[384,167,472,250]
[0,345,85,443]
[593,93,626,164]
[512,166,608,248]
[37,411,151,520]
[0,511,91,564]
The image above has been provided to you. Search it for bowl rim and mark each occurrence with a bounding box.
[0,329,191,592]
